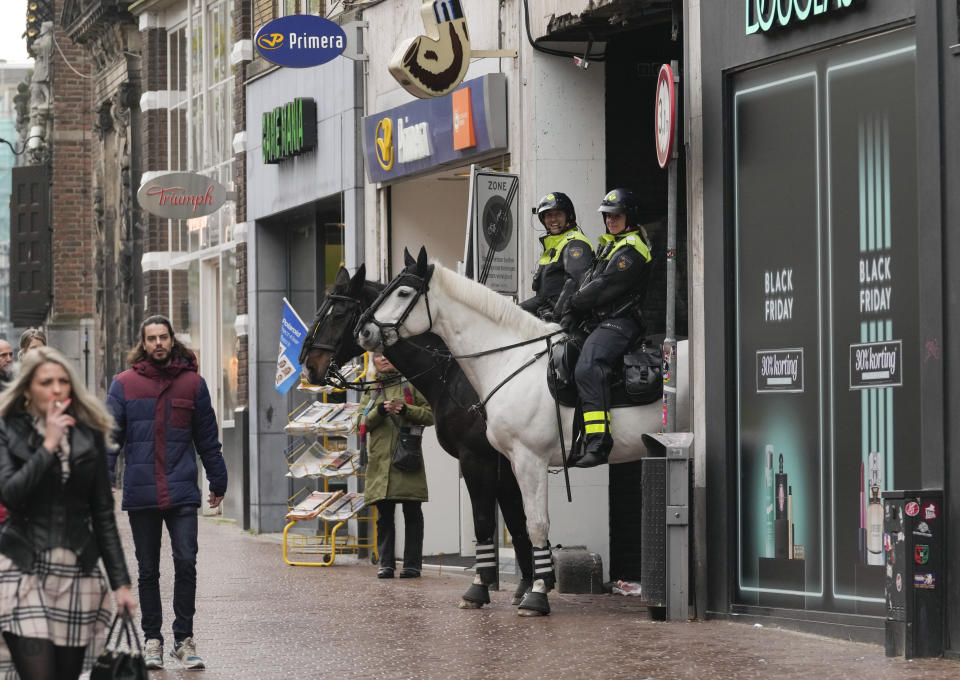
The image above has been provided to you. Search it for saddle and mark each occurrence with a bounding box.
[546,335,663,409]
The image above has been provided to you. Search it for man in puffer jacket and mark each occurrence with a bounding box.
[106,314,227,671]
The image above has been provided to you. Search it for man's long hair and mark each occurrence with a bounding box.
[0,346,116,439]
[126,315,194,366]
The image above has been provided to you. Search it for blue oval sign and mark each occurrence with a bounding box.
[255,15,346,68]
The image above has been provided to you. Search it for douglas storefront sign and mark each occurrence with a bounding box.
[255,15,346,67]
[746,0,863,35]
[362,73,507,184]
[262,97,317,164]
[137,172,228,219]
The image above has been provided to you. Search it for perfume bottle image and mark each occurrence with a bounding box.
[763,446,775,558]
[787,485,794,560]
[866,485,884,565]
[774,453,789,559]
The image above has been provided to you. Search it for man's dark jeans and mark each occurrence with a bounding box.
[128,505,199,645]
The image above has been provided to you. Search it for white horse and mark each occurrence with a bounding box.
[357,247,689,615]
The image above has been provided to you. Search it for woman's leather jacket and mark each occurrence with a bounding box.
[0,411,131,590]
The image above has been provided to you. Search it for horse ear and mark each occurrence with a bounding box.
[416,246,428,274]
[348,263,366,296]
[334,266,350,287]
[403,248,416,268]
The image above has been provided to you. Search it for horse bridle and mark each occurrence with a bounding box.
[354,269,434,342]
[299,294,363,364]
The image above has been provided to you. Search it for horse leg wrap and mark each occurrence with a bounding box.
[463,581,491,606]
[533,546,556,591]
[512,579,533,606]
[474,543,497,585]
[517,589,551,616]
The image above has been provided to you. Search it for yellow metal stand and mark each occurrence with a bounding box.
[282,505,378,567]
[282,355,377,567]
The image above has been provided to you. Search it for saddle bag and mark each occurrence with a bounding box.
[623,343,663,405]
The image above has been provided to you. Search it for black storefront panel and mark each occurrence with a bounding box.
[827,38,918,613]
[735,66,822,607]
[733,29,919,613]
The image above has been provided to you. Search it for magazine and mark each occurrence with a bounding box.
[320,450,358,475]
[285,490,344,521]
[286,442,327,478]
[284,401,338,433]
[320,492,365,521]
[317,402,360,433]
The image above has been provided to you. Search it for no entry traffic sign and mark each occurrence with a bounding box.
[655,63,676,169]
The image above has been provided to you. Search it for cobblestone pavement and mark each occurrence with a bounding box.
[114,515,960,680]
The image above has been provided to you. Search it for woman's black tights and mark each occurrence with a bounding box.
[3,632,86,680]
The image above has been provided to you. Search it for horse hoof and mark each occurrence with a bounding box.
[461,582,490,607]
[512,579,533,606]
[517,590,550,616]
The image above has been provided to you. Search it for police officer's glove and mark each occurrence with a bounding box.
[560,313,578,333]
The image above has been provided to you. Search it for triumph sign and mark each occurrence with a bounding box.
[137,172,228,219]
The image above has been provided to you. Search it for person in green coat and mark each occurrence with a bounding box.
[358,352,435,578]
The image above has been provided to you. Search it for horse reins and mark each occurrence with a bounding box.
[356,267,574,498]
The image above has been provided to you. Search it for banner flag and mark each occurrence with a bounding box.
[275,297,309,395]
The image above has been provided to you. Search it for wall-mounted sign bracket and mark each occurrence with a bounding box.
[341,21,368,61]
[471,49,518,58]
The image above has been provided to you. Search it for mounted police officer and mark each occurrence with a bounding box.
[562,188,652,468]
[519,192,593,320]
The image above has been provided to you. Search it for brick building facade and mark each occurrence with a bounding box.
[61,0,143,392]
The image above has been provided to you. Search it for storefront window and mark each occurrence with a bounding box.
[321,220,345,293]
[175,260,201,363]
[732,29,917,613]
[166,0,235,255]
[281,0,324,15]
[221,249,238,418]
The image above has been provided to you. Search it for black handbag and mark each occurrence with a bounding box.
[389,383,423,473]
[391,426,424,472]
[90,611,148,680]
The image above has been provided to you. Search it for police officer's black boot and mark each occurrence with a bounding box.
[576,410,612,468]
[577,433,612,467]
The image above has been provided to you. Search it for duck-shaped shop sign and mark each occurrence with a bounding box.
[389,0,516,99]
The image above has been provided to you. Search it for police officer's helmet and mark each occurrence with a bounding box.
[536,192,576,229]
[598,187,641,230]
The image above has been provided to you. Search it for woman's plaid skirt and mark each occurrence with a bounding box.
[0,548,111,648]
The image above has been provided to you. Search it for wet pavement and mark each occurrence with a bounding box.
[115,515,960,680]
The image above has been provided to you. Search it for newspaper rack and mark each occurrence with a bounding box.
[282,356,377,567]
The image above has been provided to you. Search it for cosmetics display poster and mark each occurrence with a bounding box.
[734,72,822,600]
[827,41,920,602]
[732,30,920,612]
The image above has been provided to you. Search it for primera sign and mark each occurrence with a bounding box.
[746,0,861,35]
[255,15,346,68]
[137,172,228,219]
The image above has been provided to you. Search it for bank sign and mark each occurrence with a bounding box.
[262,97,317,164]
[361,73,507,184]
[746,0,862,35]
[255,15,346,67]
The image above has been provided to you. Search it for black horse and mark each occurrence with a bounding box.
[300,263,533,608]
